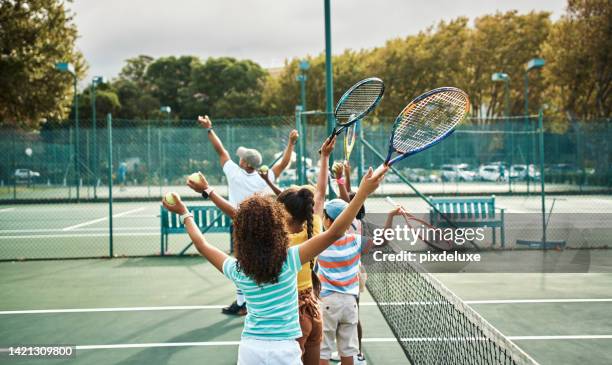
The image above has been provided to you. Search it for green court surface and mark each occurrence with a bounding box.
[1,196,612,364]
[1,258,612,364]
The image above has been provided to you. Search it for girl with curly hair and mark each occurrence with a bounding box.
[165,151,388,365]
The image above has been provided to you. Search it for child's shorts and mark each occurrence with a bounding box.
[238,338,301,365]
[320,292,359,359]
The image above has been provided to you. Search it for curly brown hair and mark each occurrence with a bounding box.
[233,195,290,285]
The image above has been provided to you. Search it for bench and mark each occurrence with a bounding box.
[429,195,505,247]
[160,205,232,255]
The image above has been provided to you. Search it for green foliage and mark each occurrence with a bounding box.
[0,0,86,129]
[542,0,611,119]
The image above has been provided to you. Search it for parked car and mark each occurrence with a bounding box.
[278,169,297,186]
[14,169,40,179]
[479,164,506,182]
[440,164,477,182]
[509,164,527,180]
[404,168,441,182]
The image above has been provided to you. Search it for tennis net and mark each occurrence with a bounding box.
[365,244,538,365]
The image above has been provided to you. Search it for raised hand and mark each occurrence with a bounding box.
[197,115,212,129]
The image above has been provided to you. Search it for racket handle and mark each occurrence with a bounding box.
[373,163,388,177]
[318,130,337,154]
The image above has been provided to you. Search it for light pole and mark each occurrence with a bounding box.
[55,62,80,201]
[91,76,105,198]
[296,59,309,184]
[160,106,171,186]
[492,72,512,192]
[524,58,545,194]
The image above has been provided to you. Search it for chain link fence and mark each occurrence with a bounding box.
[0,114,610,260]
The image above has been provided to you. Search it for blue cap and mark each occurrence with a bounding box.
[324,199,349,220]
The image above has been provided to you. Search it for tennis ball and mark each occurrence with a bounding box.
[164,192,178,206]
[259,165,269,174]
[332,162,343,175]
[188,172,203,184]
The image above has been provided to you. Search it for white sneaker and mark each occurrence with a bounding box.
[331,351,340,362]
[354,354,367,365]
[330,352,366,364]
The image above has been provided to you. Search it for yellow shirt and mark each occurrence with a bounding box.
[288,214,322,292]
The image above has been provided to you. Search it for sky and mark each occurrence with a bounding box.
[69,0,566,82]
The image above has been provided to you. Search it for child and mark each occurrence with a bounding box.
[188,137,337,364]
[164,166,387,365]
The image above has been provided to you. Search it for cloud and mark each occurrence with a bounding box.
[69,0,565,82]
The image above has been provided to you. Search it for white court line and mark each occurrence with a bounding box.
[0,227,158,234]
[62,207,146,231]
[66,335,612,350]
[3,299,612,315]
[0,208,16,213]
[0,232,159,239]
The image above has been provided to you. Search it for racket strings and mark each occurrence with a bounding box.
[393,90,468,153]
[336,82,384,125]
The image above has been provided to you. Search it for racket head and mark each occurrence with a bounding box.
[389,87,469,163]
[334,77,385,126]
[344,122,357,160]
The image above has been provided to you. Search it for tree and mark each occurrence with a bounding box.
[0,0,86,129]
[543,0,611,119]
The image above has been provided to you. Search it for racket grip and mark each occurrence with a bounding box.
[373,163,388,177]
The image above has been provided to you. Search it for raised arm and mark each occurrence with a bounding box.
[271,129,299,178]
[298,166,388,264]
[334,162,350,203]
[198,115,230,167]
[162,194,228,271]
[187,172,236,218]
[314,137,336,216]
[258,169,283,196]
[343,160,352,193]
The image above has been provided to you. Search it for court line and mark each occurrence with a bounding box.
[0,232,159,239]
[62,207,146,231]
[3,299,612,315]
[0,208,16,213]
[64,335,612,350]
[0,227,159,234]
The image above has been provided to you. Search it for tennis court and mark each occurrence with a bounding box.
[1,196,611,364]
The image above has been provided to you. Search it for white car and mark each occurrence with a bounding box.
[14,169,40,179]
[479,164,506,182]
[441,164,477,182]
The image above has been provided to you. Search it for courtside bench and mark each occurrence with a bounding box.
[429,195,505,247]
[160,205,232,255]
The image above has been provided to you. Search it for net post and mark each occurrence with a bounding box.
[538,109,546,245]
[107,113,114,258]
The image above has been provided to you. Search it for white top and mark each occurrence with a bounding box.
[223,160,276,207]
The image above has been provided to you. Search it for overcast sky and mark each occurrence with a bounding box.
[69,0,566,82]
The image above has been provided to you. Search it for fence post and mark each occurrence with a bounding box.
[295,106,304,184]
[12,130,17,199]
[538,110,546,244]
[147,122,151,197]
[107,114,114,257]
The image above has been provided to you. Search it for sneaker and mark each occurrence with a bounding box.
[331,351,340,362]
[221,300,247,316]
[355,353,367,365]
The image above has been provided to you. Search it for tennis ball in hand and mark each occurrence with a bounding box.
[332,162,343,175]
[164,192,178,206]
[259,165,269,174]
[188,172,203,184]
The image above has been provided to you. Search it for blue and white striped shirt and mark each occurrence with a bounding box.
[223,246,302,340]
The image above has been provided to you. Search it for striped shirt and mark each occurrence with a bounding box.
[223,246,302,340]
[317,234,367,297]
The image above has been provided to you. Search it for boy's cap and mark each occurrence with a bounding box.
[324,199,349,220]
[236,147,262,168]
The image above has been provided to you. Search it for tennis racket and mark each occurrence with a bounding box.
[385,197,454,251]
[378,87,469,169]
[318,77,384,153]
